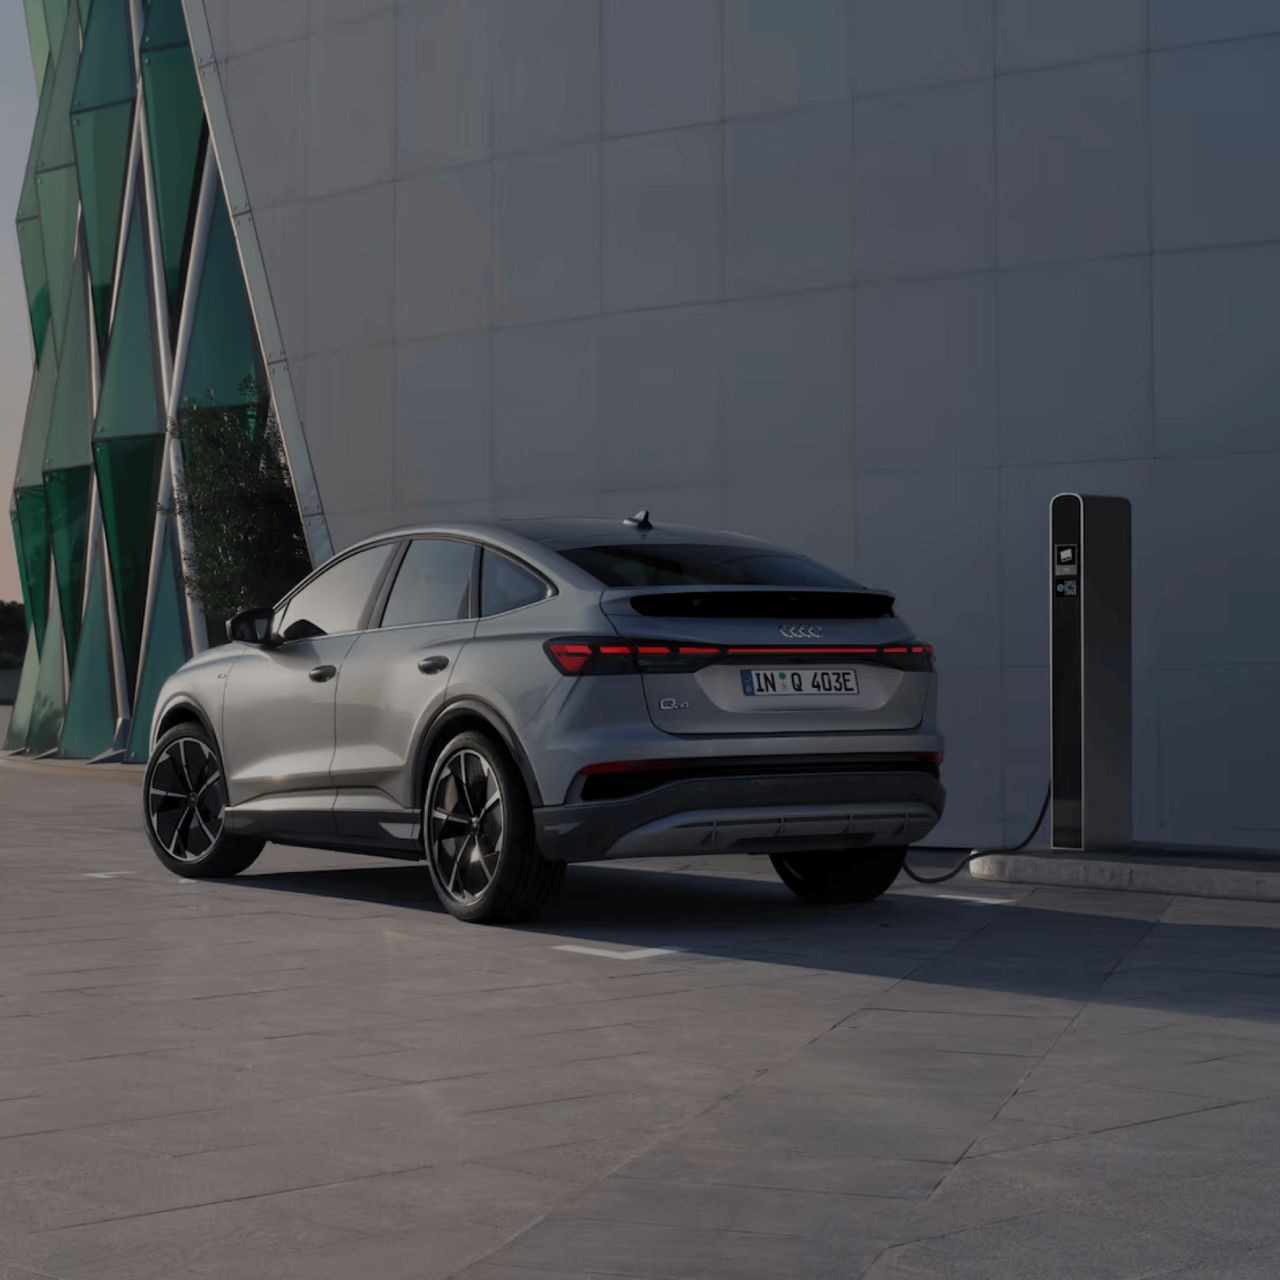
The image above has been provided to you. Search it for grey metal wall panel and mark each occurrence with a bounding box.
[201,0,1280,851]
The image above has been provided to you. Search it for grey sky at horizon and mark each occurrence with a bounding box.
[0,5,38,603]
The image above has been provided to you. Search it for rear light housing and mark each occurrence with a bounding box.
[544,638,935,675]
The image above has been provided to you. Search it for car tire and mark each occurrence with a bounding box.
[143,723,264,879]
[423,730,565,923]
[769,846,906,904]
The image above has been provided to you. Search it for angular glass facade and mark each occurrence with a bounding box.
[6,0,313,760]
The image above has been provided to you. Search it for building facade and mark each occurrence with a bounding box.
[8,0,1280,852]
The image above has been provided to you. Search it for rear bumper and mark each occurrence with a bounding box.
[533,770,945,863]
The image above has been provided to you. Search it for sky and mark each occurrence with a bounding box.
[0,5,38,604]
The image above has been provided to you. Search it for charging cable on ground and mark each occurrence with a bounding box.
[900,785,1051,885]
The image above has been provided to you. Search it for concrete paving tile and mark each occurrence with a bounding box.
[998,1080,1227,1130]
[616,1140,949,1199]
[884,1208,1235,1278]
[1090,1162,1280,1246]
[560,1174,916,1242]
[472,1132,664,1184]
[900,1113,1267,1239]
[965,1117,1080,1157]
[457,1266,637,1280]
[36,1143,371,1223]
[6,1200,366,1280]
[838,1008,1072,1057]
[679,1098,977,1164]
[864,978,1088,1018]
[0,1131,166,1183]
[252,1163,578,1236]
[483,1216,872,1280]
[189,1218,510,1280]
[1150,1244,1280,1278]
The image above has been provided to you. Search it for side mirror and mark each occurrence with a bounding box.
[227,606,275,646]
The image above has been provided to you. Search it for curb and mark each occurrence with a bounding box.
[971,849,1280,904]
[0,752,142,782]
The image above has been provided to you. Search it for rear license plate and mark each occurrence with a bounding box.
[740,668,859,697]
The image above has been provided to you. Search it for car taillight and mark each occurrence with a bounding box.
[544,639,935,675]
[544,638,725,675]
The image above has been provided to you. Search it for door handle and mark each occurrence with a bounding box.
[308,664,338,683]
[418,655,449,674]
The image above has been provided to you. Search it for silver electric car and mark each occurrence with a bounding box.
[142,516,945,922]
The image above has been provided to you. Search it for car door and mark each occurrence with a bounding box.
[331,537,479,839]
[220,541,399,835]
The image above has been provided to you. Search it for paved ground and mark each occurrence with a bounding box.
[4,746,1280,1278]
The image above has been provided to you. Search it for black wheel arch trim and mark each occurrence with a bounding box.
[415,697,543,808]
[151,699,219,758]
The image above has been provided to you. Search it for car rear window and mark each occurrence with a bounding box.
[559,544,861,589]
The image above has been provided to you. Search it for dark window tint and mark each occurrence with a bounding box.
[480,549,549,616]
[559,544,860,589]
[382,538,475,627]
[276,542,395,641]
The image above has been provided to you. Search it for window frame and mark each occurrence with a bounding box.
[271,539,402,645]
[477,545,555,619]
[371,535,482,631]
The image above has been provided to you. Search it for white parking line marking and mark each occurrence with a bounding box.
[552,944,682,960]
[925,892,1016,905]
[83,871,138,879]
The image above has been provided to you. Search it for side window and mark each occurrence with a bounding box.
[480,549,549,616]
[381,538,476,628]
[275,542,396,642]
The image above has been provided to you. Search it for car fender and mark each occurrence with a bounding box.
[414,697,544,808]
[149,692,220,758]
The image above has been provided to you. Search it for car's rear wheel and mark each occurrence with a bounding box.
[424,730,565,923]
[143,724,264,878]
[770,846,906,904]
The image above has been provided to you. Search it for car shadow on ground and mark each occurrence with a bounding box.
[222,857,1280,1020]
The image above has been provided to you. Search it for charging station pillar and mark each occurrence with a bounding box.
[1050,493,1132,851]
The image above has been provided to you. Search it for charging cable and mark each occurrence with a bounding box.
[900,785,1051,885]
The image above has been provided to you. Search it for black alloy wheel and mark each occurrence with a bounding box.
[142,724,263,878]
[424,730,564,923]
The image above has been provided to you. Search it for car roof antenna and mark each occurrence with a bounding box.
[623,509,653,531]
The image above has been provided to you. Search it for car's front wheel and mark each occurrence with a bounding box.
[143,723,264,878]
[770,847,906,904]
[424,730,564,923]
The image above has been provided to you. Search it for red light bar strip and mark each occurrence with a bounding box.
[726,646,881,655]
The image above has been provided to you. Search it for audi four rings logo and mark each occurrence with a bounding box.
[779,624,823,639]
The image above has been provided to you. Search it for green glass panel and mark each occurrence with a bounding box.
[16,217,51,363]
[42,0,71,75]
[3,627,41,752]
[95,435,164,693]
[127,529,187,762]
[14,490,51,652]
[181,187,262,409]
[141,0,187,50]
[16,343,58,491]
[36,165,80,360]
[60,550,116,758]
[73,103,134,341]
[37,5,80,175]
[72,0,134,338]
[94,199,162,440]
[142,42,205,326]
[17,116,45,226]
[44,262,93,472]
[26,582,66,755]
[24,0,51,92]
[73,0,132,111]
[11,515,33,634]
[44,465,91,669]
